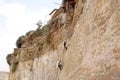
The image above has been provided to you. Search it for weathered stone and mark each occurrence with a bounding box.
[8,0,120,80]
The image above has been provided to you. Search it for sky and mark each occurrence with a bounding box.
[0,0,61,72]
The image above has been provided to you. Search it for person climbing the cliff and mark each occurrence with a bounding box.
[57,60,63,71]
[64,41,67,50]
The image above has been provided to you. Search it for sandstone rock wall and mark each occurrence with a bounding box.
[9,0,120,80]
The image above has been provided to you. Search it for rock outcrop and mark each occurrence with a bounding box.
[0,72,9,80]
[7,0,120,80]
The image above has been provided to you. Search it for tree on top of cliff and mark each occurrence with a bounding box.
[36,20,42,29]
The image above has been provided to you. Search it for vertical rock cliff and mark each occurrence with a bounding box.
[7,0,120,80]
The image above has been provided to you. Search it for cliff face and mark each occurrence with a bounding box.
[0,72,9,80]
[8,0,120,80]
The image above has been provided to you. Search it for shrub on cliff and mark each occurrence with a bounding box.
[35,25,49,36]
[6,54,12,65]
[16,35,25,48]
[42,25,49,34]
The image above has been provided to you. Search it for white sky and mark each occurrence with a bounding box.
[0,0,61,72]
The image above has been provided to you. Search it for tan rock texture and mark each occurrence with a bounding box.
[0,72,9,80]
[8,0,120,80]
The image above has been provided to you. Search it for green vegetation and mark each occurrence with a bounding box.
[6,54,12,65]
[12,62,19,73]
[16,24,49,48]
[36,25,49,36]
[16,35,25,48]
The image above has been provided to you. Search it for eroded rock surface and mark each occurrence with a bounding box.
[8,0,120,80]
